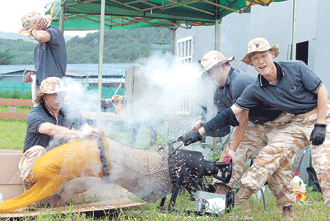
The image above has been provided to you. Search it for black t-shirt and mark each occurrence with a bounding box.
[34,26,67,85]
[214,68,283,125]
[235,61,321,115]
[23,103,86,153]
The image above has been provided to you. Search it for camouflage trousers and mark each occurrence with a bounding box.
[214,113,294,189]
[19,145,47,183]
[240,107,330,207]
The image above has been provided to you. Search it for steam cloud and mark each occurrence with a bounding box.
[45,54,214,203]
[57,53,213,146]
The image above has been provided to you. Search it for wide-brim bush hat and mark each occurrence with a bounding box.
[200,51,235,75]
[35,77,68,104]
[17,11,52,36]
[241,37,280,66]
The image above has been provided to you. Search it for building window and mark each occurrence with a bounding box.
[176,36,194,115]
[177,36,194,64]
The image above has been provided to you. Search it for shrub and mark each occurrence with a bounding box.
[0,90,32,99]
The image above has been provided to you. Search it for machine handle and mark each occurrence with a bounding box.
[213,159,232,184]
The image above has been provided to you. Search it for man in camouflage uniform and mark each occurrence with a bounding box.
[195,51,287,195]
[180,37,330,220]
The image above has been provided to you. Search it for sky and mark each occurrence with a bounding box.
[0,0,91,37]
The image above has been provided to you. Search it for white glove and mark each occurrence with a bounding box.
[193,120,206,130]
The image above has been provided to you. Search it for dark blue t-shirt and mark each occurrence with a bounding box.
[23,103,85,153]
[235,61,321,115]
[205,68,283,137]
[214,68,283,124]
[34,26,67,85]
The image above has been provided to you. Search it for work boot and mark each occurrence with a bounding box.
[215,183,232,195]
[282,205,294,221]
[234,186,254,213]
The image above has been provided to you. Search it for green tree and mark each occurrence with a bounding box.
[0,49,14,65]
[1,27,173,64]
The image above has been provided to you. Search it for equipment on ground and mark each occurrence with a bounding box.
[306,167,322,193]
[0,135,233,214]
[159,139,235,215]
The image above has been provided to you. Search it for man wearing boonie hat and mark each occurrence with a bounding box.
[19,77,103,207]
[180,37,330,220]
[187,50,289,198]
[18,11,67,101]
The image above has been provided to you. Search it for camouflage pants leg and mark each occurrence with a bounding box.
[19,145,47,183]
[298,107,330,206]
[214,122,267,189]
[311,138,330,206]
[240,122,301,206]
[215,114,292,189]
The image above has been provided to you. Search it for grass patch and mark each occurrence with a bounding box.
[0,105,33,114]
[0,119,26,150]
[0,120,329,220]
[106,123,171,147]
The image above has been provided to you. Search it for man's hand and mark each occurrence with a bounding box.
[30,16,51,42]
[178,130,203,146]
[79,127,104,139]
[226,149,236,163]
[310,123,327,145]
[32,16,49,31]
[24,71,35,83]
[193,120,206,130]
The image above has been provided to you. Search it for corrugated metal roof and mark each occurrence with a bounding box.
[0,64,139,77]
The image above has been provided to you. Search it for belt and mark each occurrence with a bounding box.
[97,135,110,182]
[301,108,318,120]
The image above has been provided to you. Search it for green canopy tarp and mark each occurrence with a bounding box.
[46,0,287,30]
[44,0,286,113]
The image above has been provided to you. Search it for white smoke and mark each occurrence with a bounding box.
[54,54,212,147]
[122,53,212,146]
[42,55,215,206]
[62,77,98,113]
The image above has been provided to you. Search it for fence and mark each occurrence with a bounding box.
[0,98,33,120]
[0,81,124,99]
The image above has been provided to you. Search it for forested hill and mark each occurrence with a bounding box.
[0,27,172,65]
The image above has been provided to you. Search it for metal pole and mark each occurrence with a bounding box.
[60,4,65,33]
[291,0,297,60]
[97,0,105,117]
[172,28,176,55]
[214,19,221,51]
[212,18,221,160]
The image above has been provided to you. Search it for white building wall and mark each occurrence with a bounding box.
[176,0,323,80]
[175,26,214,64]
[174,0,330,149]
[314,0,330,90]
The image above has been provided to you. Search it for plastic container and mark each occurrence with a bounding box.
[292,172,307,201]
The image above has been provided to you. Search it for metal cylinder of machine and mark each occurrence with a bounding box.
[105,138,172,202]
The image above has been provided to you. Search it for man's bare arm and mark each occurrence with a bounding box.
[229,109,249,152]
[31,17,51,43]
[314,84,329,124]
[38,122,81,140]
